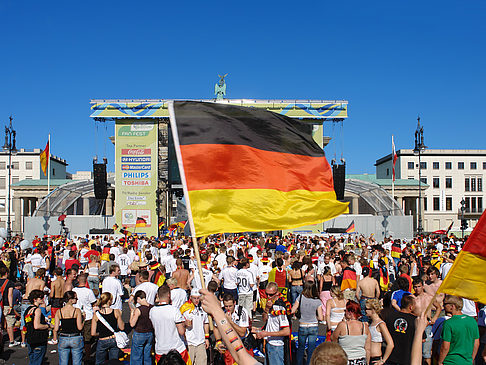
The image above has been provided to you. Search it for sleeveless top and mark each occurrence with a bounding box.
[25,305,49,347]
[134,305,154,333]
[96,310,118,338]
[59,307,81,335]
[330,298,346,324]
[322,279,333,291]
[88,265,99,276]
[338,321,367,360]
[369,320,384,343]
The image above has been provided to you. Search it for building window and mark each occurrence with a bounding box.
[478,178,483,192]
[445,162,452,170]
[479,197,483,213]
[0,198,5,212]
[471,197,477,213]
[420,162,427,169]
[408,176,414,180]
[471,178,476,192]
[408,162,414,169]
[386,168,389,176]
[424,197,427,211]
[458,162,464,169]
[12,177,19,184]
[445,177,452,188]
[483,162,486,170]
[12,162,19,170]
[0,162,5,170]
[433,197,440,211]
[446,197,452,211]
[25,161,33,170]
[0,178,5,189]
[433,162,439,169]
[420,177,427,185]
[465,197,470,212]
[471,162,477,170]
[25,176,32,180]
[465,178,470,192]
[52,168,56,176]
[433,177,440,188]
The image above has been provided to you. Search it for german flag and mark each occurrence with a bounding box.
[40,140,49,176]
[168,101,348,236]
[112,223,119,231]
[158,220,164,230]
[438,210,486,303]
[345,220,355,233]
[135,217,147,227]
[120,228,132,237]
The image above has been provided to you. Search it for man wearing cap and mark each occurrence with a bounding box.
[180,288,209,365]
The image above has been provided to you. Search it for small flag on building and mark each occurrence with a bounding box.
[345,220,355,233]
[136,217,147,227]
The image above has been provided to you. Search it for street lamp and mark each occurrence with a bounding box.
[3,116,17,242]
[413,116,426,235]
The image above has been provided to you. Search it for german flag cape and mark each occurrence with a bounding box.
[341,266,357,291]
[168,101,348,237]
[438,210,486,303]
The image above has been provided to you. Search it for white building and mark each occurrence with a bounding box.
[0,148,68,232]
[376,149,486,233]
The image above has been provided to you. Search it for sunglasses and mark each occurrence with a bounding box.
[265,291,278,296]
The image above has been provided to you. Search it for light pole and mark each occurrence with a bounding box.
[3,116,17,242]
[413,116,426,235]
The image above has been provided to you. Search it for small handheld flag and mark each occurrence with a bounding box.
[345,220,355,233]
[135,217,147,227]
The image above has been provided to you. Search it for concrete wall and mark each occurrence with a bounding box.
[24,215,115,240]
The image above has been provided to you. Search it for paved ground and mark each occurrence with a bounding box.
[1,304,328,364]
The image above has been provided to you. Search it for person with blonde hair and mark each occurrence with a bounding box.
[310,342,348,365]
[87,255,100,293]
[365,298,394,364]
[91,292,125,365]
[326,286,346,331]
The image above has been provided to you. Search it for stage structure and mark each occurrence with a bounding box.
[90,99,348,237]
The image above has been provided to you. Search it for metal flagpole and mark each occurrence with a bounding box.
[392,135,395,202]
[47,134,51,216]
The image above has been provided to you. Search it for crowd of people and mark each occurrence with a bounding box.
[0,232,485,365]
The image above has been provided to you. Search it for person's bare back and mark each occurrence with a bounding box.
[357,276,380,299]
[51,277,65,299]
[173,268,190,290]
[24,277,46,299]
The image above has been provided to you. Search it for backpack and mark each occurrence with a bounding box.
[0,279,9,309]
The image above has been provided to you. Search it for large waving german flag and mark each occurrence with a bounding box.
[169,101,349,236]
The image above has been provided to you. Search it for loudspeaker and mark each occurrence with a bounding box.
[332,163,346,201]
[93,163,108,199]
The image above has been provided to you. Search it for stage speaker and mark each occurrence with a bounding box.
[93,163,108,199]
[332,163,346,201]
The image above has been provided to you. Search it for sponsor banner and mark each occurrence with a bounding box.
[121,164,151,170]
[121,156,151,163]
[121,148,151,156]
[116,120,158,236]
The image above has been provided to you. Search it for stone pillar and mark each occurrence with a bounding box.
[396,197,403,213]
[31,198,37,215]
[23,198,29,217]
[12,197,21,234]
[83,198,90,216]
[351,197,359,214]
[105,190,113,216]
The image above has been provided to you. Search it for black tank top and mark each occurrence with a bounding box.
[96,310,118,338]
[322,279,333,291]
[59,308,81,335]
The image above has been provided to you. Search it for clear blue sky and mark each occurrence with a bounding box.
[1,0,485,174]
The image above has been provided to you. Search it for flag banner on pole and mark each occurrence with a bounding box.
[135,217,147,227]
[40,140,49,176]
[438,210,486,303]
[169,101,349,236]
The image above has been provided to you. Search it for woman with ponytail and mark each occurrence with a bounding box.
[53,290,84,365]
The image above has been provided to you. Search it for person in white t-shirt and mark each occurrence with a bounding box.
[166,277,188,309]
[79,244,89,269]
[130,270,158,305]
[116,248,131,278]
[236,258,255,316]
[109,245,121,261]
[101,264,124,310]
[219,256,238,301]
[73,273,97,358]
[149,285,189,363]
[180,288,209,365]
[215,247,228,270]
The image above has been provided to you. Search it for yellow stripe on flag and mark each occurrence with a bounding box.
[438,250,486,303]
[188,189,348,236]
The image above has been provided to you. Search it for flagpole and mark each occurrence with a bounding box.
[47,134,51,216]
[168,101,207,292]
[391,135,395,203]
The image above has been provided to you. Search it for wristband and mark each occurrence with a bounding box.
[205,333,210,339]
[216,339,222,345]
